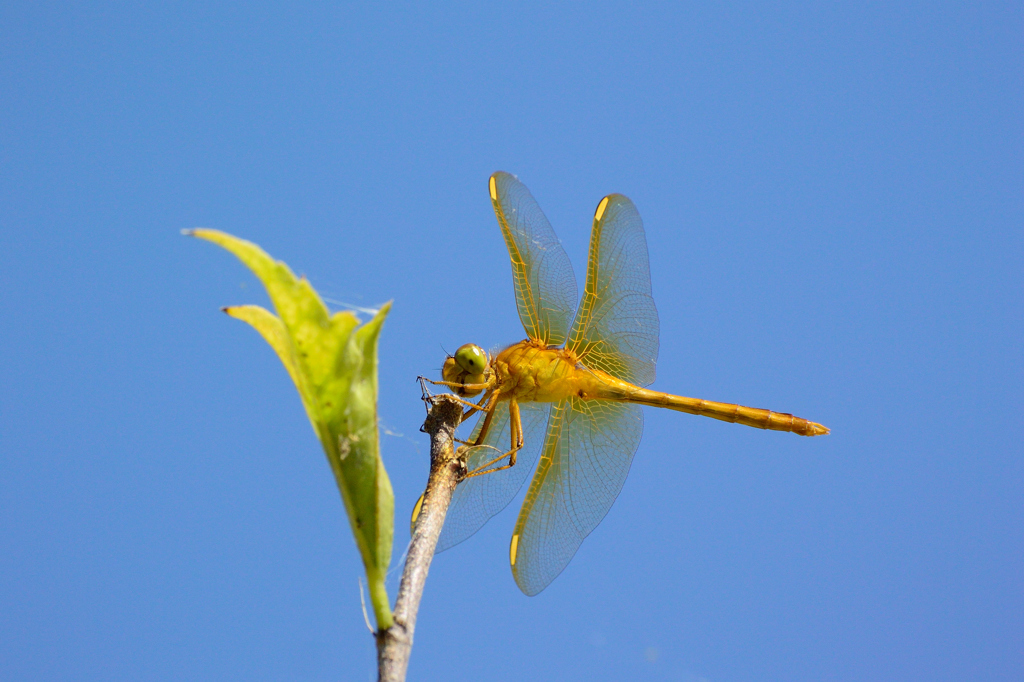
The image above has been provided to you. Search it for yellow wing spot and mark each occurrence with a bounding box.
[489,175,498,201]
[410,493,425,535]
[509,533,520,566]
[594,196,610,222]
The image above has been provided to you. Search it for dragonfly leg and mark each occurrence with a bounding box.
[425,389,495,416]
[464,389,503,448]
[461,389,495,422]
[421,377,494,393]
[453,394,495,445]
[464,399,524,479]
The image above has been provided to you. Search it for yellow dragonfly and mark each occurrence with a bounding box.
[421,171,829,596]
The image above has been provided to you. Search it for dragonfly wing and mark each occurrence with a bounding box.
[490,172,578,346]
[566,194,659,386]
[510,398,644,596]
[436,400,551,553]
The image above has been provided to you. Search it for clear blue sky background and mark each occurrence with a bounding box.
[2,3,1021,680]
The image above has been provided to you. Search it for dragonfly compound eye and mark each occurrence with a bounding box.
[454,343,488,374]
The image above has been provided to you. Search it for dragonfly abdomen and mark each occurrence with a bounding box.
[614,385,829,437]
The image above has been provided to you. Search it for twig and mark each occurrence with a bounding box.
[376,393,466,681]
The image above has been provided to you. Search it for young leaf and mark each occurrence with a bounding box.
[186,229,395,629]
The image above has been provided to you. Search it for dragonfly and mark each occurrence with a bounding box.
[417,171,829,596]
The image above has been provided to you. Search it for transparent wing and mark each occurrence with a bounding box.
[490,172,578,346]
[566,194,659,387]
[510,397,644,596]
[435,400,551,553]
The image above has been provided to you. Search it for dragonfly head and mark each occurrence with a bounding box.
[442,343,490,397]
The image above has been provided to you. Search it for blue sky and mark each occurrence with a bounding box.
[2,2,1021,680]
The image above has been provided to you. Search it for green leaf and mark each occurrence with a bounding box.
[187,228,395,629]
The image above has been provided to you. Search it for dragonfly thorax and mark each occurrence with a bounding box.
[492,339,596,403]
